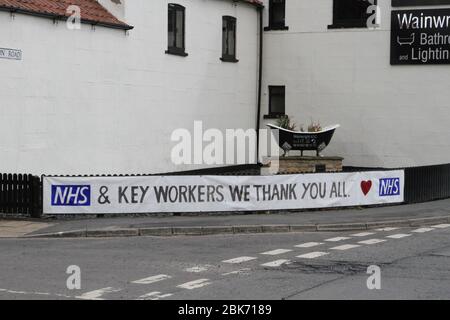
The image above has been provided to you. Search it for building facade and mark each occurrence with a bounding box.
[0,0,261,175]
[2,0,450,175]
[261,0,450,168]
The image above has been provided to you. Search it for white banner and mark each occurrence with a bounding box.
[43,171,404,214]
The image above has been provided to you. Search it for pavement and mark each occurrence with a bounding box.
[0,199,450,238]
[1,198,450,238]
[1,223,450,299]
[0,220,53,238]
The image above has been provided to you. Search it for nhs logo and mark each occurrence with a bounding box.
[379,178,401,196]
[51,185,91,206]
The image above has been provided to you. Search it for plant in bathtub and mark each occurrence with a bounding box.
[276,115,297,131]
[308,119,322,133]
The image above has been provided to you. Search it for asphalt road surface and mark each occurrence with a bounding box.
[1,224,450,300]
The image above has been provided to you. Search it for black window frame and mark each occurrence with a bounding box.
[166,3,188,57]
[264,86,286,119]
[265,0,289,31]
[328,0,377,29]
[221,16,238,63]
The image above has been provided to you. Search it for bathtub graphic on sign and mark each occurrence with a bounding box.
[397,33,415,46]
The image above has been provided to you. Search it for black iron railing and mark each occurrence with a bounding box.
[0,173,41,217]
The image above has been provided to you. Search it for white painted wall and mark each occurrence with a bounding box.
[0,0,259,174]
[261,0,450,168]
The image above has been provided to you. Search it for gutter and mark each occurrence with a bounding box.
[0,6,134,31]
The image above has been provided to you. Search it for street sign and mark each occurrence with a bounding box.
[0,47,22,60]
[391,9,450,65]
[392,0,450,6]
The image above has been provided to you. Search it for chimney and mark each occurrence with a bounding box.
[97,0,125,21]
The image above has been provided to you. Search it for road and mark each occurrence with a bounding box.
[1,224,450,300]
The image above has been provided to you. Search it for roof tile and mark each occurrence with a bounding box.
[0,0,132,29]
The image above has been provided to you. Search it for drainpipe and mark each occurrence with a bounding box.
[255,6,263,164]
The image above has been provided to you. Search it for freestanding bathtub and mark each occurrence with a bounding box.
[267,123,340,156]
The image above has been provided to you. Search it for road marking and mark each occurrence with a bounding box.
[184,265,212,273]
[76,287,121,300]
[350,232,375,237]
[177,279,211,290]
[358,239,387,245]
[296,252,329,259]
[325,237,351,242]
[375,227,399,231]
[132,274,172,285]
[295,242,323,248]
[261,259,290,267]
[137,291,173,300]
[222,256,257,264]
[330,244,361,251]
[386,233,411,239]
[261,249,293,255]
[0,288,73,299]
[430,224,450,229]
[412,227,434,233]
[221,268,251,276]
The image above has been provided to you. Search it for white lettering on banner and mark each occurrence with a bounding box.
[42,171,404,214]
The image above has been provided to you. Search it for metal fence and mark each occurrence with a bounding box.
[404,163,450,203]
[0,173,41,217]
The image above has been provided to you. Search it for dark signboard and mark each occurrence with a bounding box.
[391,8,450,65]
[392,0,450,6]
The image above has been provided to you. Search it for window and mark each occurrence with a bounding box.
[221,16,238,62]
[166,4,187,56]
[328,0,376,29]
[265,0,288,31]
[265,86,285,118]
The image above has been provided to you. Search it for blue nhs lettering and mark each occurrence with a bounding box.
[379,178,400,196]
[51,185,91,206]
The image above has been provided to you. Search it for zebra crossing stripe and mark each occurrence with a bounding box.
[430,224,450,229]
[261,249,292,255]
[325,237,351,242]
[295,242,323,248]
[296,252,329,259]
[375,227,399,231]
[358,239,386,245]
[138,292,173,300]
[386,234,411,239]
[76,287,121,300]
[350,232,375,237]
[222,256,257,264]
[132,274,172,284]
[330,244,360,251]
[177,279,212,290]
[412,228,434,233]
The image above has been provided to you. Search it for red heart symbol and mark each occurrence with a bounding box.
[361,180,372,196]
